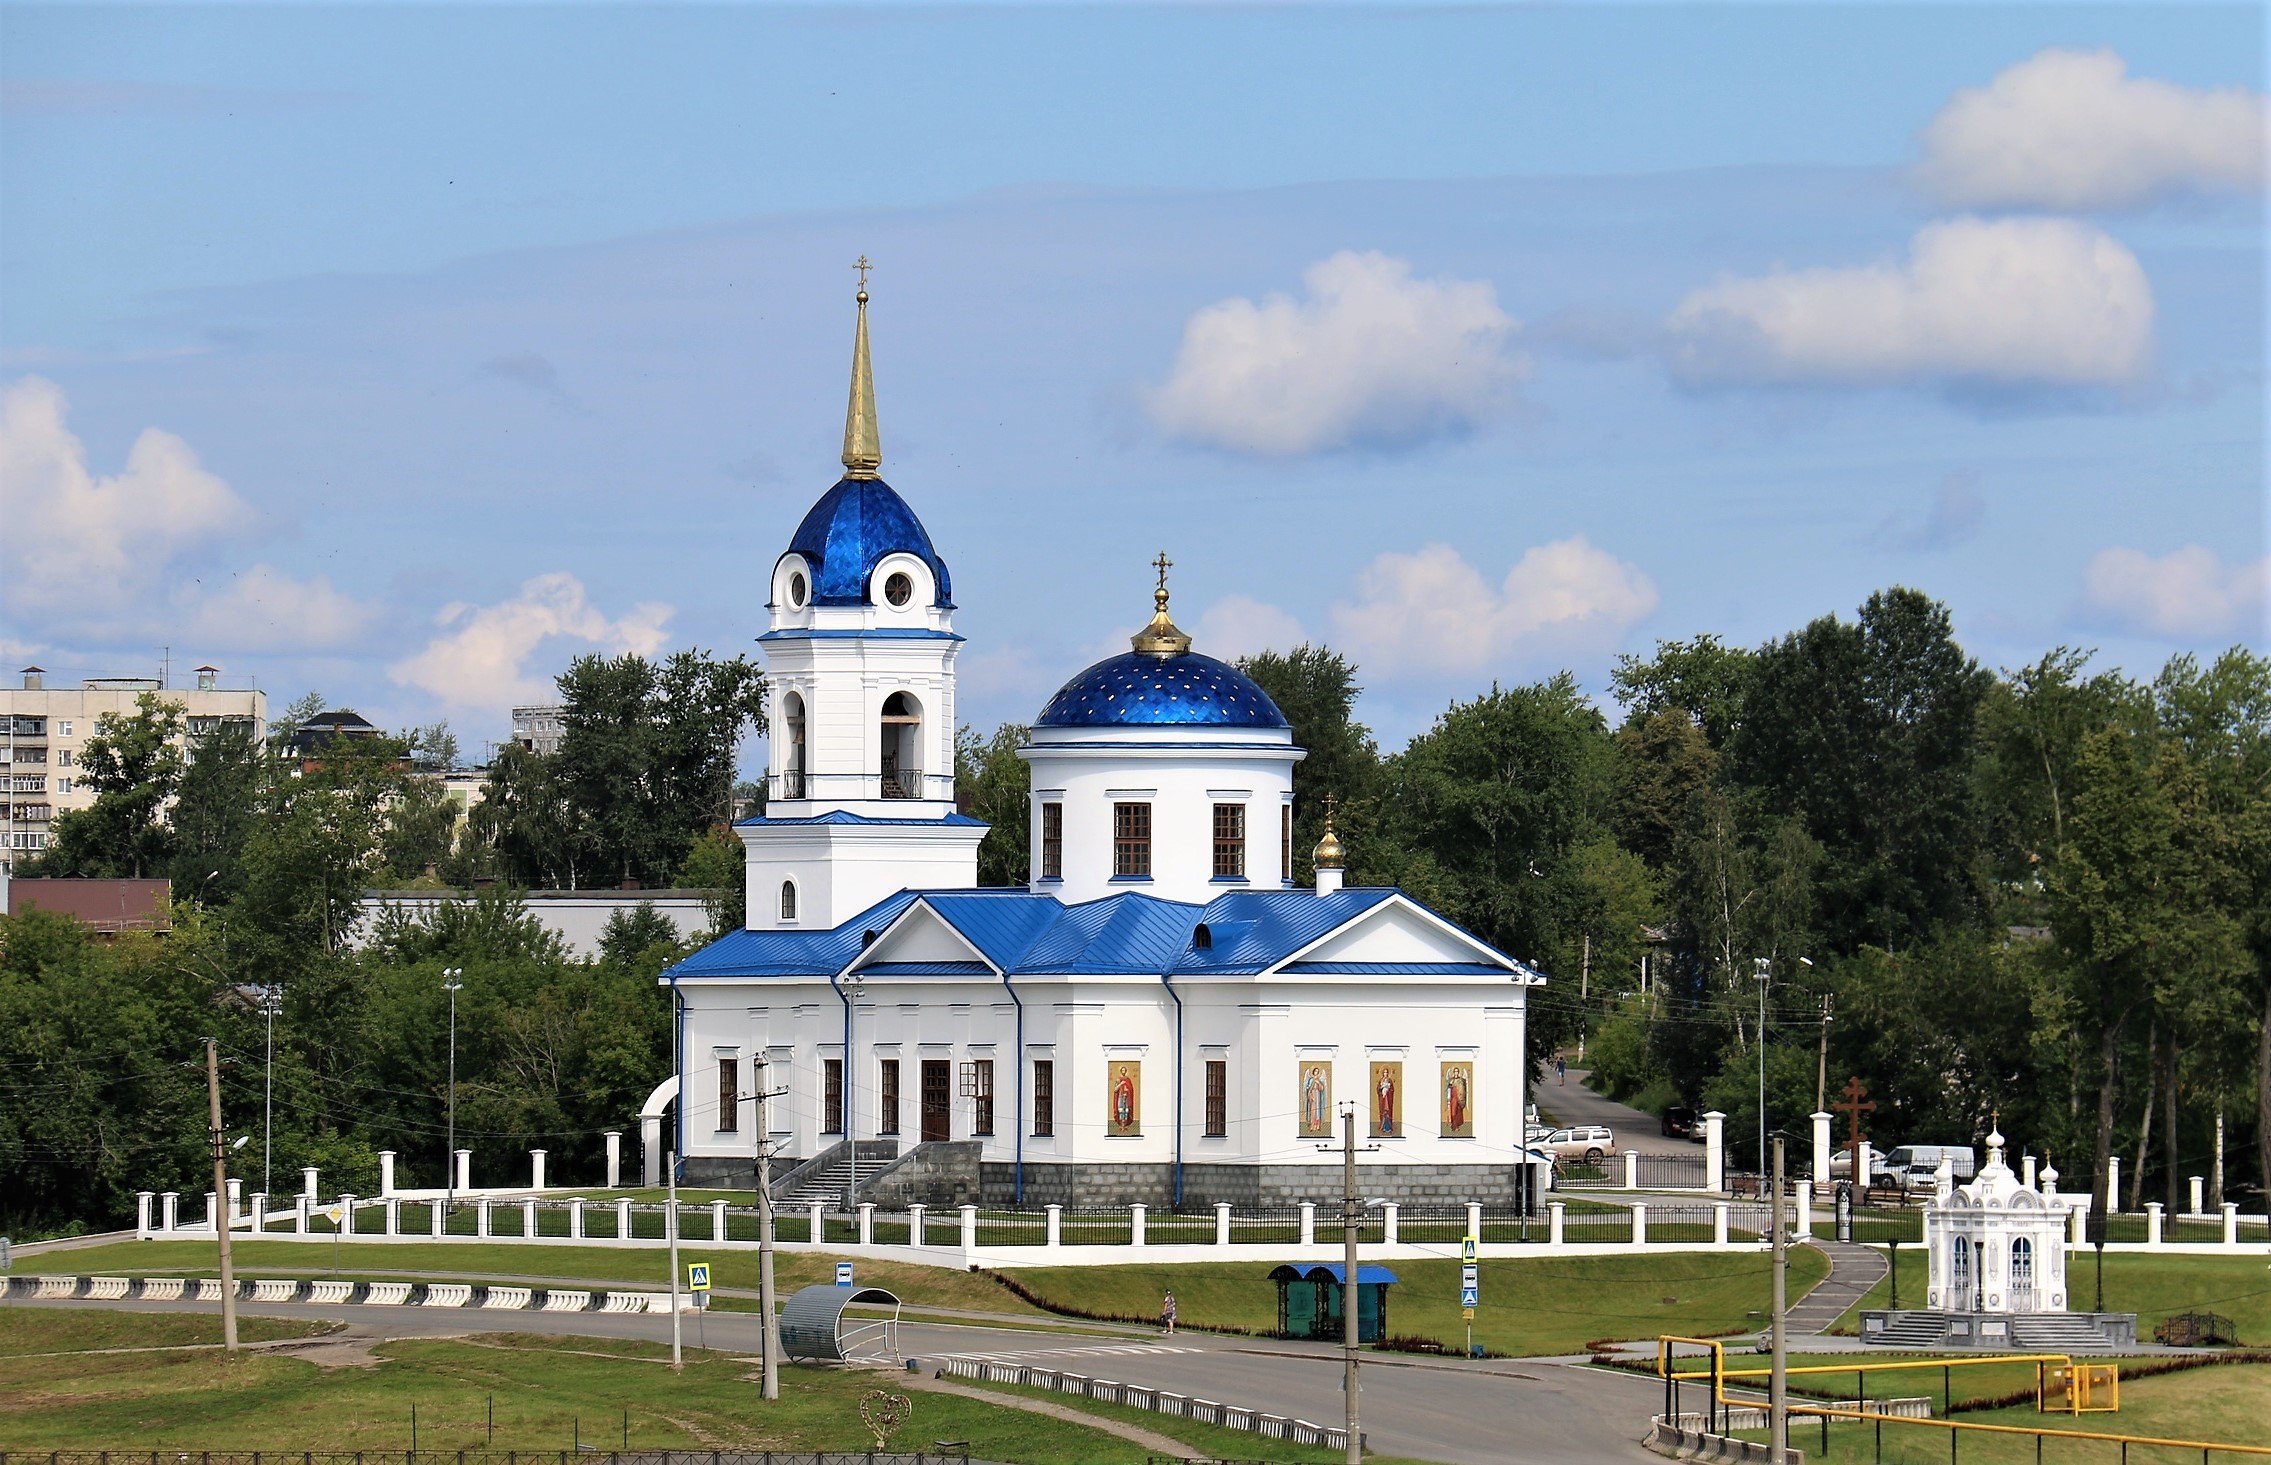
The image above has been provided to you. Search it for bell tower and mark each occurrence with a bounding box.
[740,265,986,931]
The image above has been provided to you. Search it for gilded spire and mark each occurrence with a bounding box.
[1313,794,1346,870]
[841,256,882,480]
[1130,550,1193,657]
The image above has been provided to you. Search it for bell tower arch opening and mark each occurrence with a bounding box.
[880,691,922,799]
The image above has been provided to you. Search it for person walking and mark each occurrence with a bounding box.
[1556,1056,1567,1086]
[1161,1289,1178,1336]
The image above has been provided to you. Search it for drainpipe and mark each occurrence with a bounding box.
[1162,972,1185,1209]
[1004,971,1026,1205]
[828,972,853,1176]
[670,976,685,1183]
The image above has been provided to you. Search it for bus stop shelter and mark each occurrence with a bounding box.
[779,1283,903,1363]
[1267,1263,1397,1343]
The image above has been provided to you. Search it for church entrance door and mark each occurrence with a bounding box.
[921,1060,951,1142]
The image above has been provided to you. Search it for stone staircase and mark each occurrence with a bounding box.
[778,1150,896,1207]
[1863,1312,1951,1347]
[2011,1314,2122,1350]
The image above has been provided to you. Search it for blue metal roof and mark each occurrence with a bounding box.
[782,475,951,608]
[662,886,1530,984]
[1033,651,1288,729]
[734,810,989,829]
[1279,961,1518,976]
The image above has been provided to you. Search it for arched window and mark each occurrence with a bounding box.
[781,691,807,799]
[880,691,921,799]
[2010,1236,2034,1307]
[1951,1235,1973,1307]
[779,880,798,922]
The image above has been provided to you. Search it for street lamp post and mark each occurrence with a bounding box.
[443,968,463,1214]
[1753,957,1771,1180]
[258,984,283,1197]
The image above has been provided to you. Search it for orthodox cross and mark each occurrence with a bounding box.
[1153,551,1173,594]
[855,255,872,290]
[1835,1076,1875,1177]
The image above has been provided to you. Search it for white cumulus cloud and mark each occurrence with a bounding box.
[1665,217,2154,388]
[1918,48,2267,211]
[1147,251,1524,455]
[2081,545,2267,639]
[390,572,675,708]
[1195,595,1308,662]
[177,565,377,653]
[1330,539,1658,679]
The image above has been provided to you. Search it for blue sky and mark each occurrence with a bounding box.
[2,3,2262,756]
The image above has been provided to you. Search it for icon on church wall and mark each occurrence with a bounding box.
[1440,1060,1474,1138]
[1107,1060,1141,1136]
[1370,1061,1402,1138]
[1297,1061,1333,1138]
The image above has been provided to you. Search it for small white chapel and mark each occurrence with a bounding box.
[663,277,1546,1207]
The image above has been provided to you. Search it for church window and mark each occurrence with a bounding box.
[884,571,914,607]
[1040,802,1062,879]
[823,1058,845,1134]
[973,1059,995,1135]
[1204,1060,1227,1137]
[1282,804,1293,879]
[717,1056,740,1133]
[779,880,797,922]
[781,692,806,799]
[1032,1060,1054,1136]
[1212,803,1245,879]
[879,1059,901,1136]
[787,571,807,609]
[881,692,921,799]
[1112,802,1151,877]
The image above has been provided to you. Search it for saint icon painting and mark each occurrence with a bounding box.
[1440,1060,1474,1138]
[1298,1060,1332,1138]
[1107,1059,1141,1136]
[1370,1060,1401,1138]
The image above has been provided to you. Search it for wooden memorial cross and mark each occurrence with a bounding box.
[1835,1076,1875,1186]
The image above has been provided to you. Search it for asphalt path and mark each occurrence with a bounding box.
[11,1296,1660,1464]
[1535,1068,1708,1159]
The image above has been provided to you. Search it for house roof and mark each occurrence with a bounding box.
[662,885,1541,985]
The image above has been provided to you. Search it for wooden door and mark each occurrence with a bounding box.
[921,1060,951,1142]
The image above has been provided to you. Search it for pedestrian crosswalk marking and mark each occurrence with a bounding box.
[935,1342,1204,1362]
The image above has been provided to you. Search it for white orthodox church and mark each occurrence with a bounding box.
[664,281,1544,1206]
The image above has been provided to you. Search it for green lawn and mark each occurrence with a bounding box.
[1826,1251,2271,1345]
[1005,1248,1830,1356]
[41,1238,1056,1321]
[1733,1360,2271,1462]
[0,1311,1305,1464]
[0,1308,334,1357]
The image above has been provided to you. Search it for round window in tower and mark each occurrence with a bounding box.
[787,571,808,609]
[884,571,914,608]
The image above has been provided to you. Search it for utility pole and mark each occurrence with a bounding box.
[750,1056,789,1402]
[442,969,463,1216]
[1318,1104,1377,1465]
[204,1038,238,1351]
[1769,1131,1788,1461]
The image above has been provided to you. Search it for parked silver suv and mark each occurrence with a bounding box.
[1540,1125,1616,1164]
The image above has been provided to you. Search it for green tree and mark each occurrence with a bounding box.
[674,825,746,934]
[1614,708,1719,871]
[380,776,460,882]
[1610,634,1753,748]
[1238,645,1379,880]
[38,692,186,877]
[468,745,590,888]
[238,732,413,955]
[166,718,264,900]
[955,723,1030,886]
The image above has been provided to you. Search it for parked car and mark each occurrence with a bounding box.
[1541,1126,1617,1164]
[1827,1143,1888,1180]
[1881,1144,1977,1189]
[1661,1105,1701,1140]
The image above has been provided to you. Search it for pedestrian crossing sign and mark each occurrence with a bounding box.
[1460,1284,1480,1308]
[1462,1234,1478,1262]
[687,1263,710,1292]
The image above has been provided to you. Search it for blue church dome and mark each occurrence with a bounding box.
[1035,651,1289,729]
[783,476,953,608]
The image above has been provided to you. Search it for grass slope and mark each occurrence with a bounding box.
[0,1309,332,1357]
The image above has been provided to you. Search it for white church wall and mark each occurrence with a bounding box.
[759,634,964,812]
[740,820,981,932]
[1023,738,1300,905]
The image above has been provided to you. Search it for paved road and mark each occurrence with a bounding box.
[1535,1067,1707,1159]
[11,1296,1659,1464]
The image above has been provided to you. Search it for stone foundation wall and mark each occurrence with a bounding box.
[864,1141,984,1207]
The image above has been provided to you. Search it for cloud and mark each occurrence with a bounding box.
[389,572,675,707]
[176,565,378,653]
[1194,595,1308,661]
[1873,471,1986,552]
[1665,217,2154,389]
[1917,49,2266,211]
[1147,250,1524,455]
[1329,539,1658,679]
[2080,545,2267,639]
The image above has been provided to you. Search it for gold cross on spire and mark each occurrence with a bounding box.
[855,255,872,293]
[1130,549,1192,657]
[1152,551,1173,601]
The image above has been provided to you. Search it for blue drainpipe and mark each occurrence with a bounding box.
[828,971,853,1159]
[1162,972,1185,1208]
[1003,971,1026,1205]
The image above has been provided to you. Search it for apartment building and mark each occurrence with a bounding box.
[511,703,566,756]
[1,664,267,871]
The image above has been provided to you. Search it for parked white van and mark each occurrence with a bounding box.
[1881,1144,1977,1189]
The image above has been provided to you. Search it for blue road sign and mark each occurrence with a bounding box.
[1460,1284,1480,1308]
[835,1261,855,1287]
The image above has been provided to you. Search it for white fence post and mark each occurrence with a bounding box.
[1632,1202,1648,1246]
[569,1199,585,1240]
[1623,1150,1639,1190]
[2221,1202,2239,1244]
[2105,1157,2121,1213]
[2145,1202,2163,1245]
[137,1192,154,1239]
[1130,1203,1146,1248]
[1215,1202,1232,1246]
[1383,1202,1399,1245]
[384,1197,401,1236]
[2069,1201,2087,1246]
[909,1204,926,1247]
[251,1193,267,1233]
[455,1150,472,1192]
[1795,1183,1812,1239]
[338,1193,356,1236]
[477,1198,493,1239]
[960,1204,978,1250]
[1044,1205,1062,1248]
[615,1198,632,1240]
[521,1197,537,1237]
[1702,1112,1726,1193]
[1810,1112,1833,1196]
[302,1167,319,1201]
[227,1177,243,1219]
[2189,1176,2204,1215]
[1299,1202,1315,1246]
[1467,1201,1483,1241]
[604,1131,622,1189]
[293,1195,309,1235]
[160,1192,179,1233]
[1713,1201,1730,1244]
[200,1191,216,1230]
[379,1151,396,1197]
[811,1202,826,1243]
[1547,1200,1565,1246]
[531,1149,547,1191]
[858,1202,876,1245]
[711,1198,728,1241]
